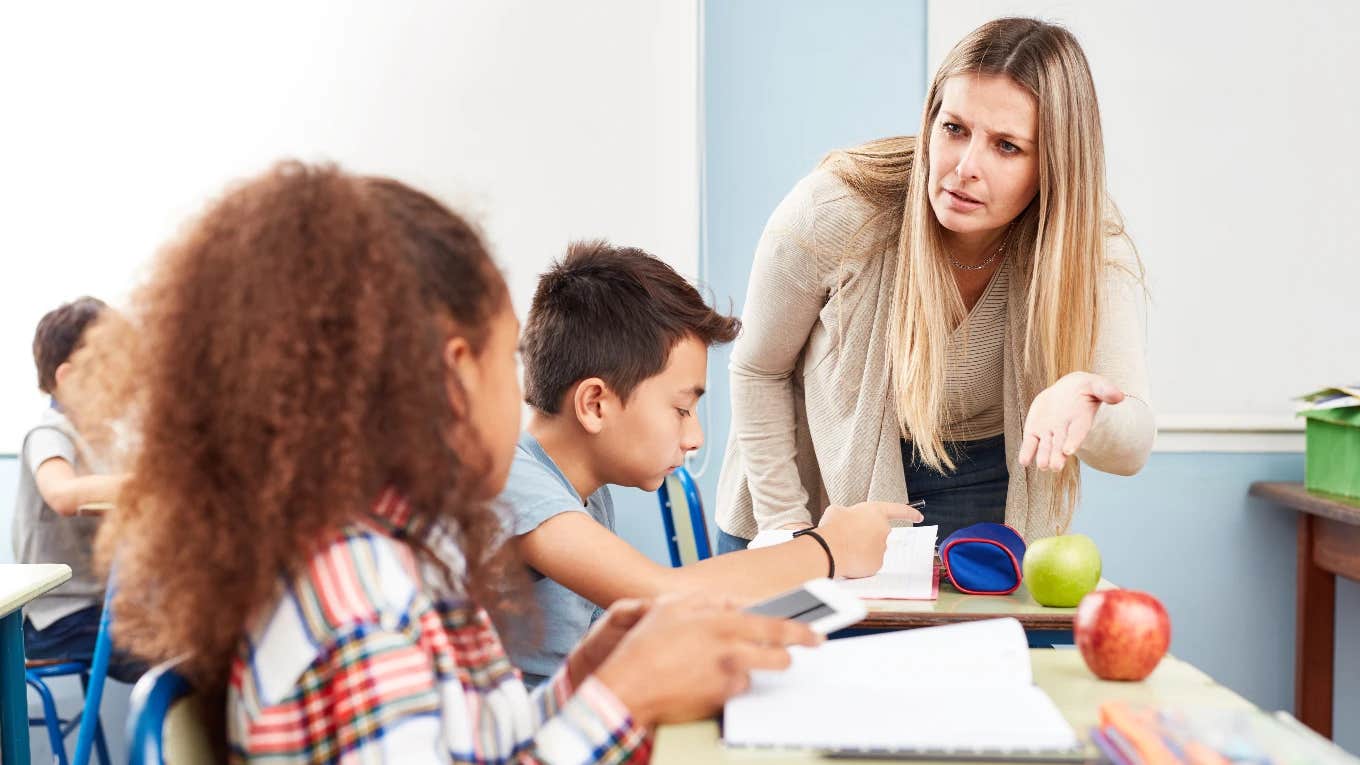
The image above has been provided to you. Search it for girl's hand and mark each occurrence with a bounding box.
[565,598,650,688]
[1019,372,1125,472]
[593,593,821,727]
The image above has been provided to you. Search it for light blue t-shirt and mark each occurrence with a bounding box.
[498,432,615,686]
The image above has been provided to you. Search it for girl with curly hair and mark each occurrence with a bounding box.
[89,162,818,762]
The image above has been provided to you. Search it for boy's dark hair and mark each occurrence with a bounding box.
[33,296,108,394]
[522,240,740,414]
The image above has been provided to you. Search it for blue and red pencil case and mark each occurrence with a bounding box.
[939,522,1027,595]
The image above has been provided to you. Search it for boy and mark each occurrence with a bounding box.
[500,241,919,684]
[12,297,136,679]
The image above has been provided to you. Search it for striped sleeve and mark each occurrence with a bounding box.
[241,623,443,763]
[530,665,575,725]
[520,677,652,765]
[246,625,649,764]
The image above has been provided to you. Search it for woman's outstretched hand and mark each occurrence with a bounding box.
[1019,372,1125,472]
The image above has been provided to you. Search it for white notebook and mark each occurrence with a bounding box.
[723,618,1082,757]
[749,525,939,600]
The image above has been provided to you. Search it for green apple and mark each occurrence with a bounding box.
[1023,533,1102,607]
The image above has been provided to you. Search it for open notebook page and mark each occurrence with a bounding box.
[724,618,1080,753]
[749,525,938,599]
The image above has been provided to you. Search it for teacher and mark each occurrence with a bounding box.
[716,17,1154,551]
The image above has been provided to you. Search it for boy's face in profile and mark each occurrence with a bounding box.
[596,335,707,491]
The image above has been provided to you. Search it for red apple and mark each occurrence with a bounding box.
[1074,590,1171,681]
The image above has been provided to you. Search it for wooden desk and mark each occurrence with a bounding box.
[0,564,72,765]
[1249,481,1360,738]
[857,579,1113,633]
[652,650,1256,763]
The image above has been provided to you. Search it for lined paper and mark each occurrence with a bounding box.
[750,525,939,600]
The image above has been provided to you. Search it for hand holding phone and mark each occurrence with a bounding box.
[744,578,866,635]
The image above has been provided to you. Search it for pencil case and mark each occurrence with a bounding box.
[939,522,1026,595]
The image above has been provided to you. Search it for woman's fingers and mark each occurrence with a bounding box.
[1047,422,1070,471]
[1033,430,1053,471]
[1018,429,1041,467]
[1019,372,1127,471]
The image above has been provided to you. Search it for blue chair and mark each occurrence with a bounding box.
[25,587,114,765]
[656,466,712,566]
[127,662,211,765]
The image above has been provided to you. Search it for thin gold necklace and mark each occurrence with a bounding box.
[948,227,1011,271]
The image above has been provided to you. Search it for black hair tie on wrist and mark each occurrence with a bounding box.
[792,527,834,579]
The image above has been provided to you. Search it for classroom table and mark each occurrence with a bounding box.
[652,649,1259,764]
[854,579,1115,646]
[0,564,72,765]
[1250,481,1360,739]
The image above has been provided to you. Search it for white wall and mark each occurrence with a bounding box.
[928,2,1360,450]
[0,0,699,450]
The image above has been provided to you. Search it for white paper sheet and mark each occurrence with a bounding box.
[723,618,1080,753]
[749,525,939,600]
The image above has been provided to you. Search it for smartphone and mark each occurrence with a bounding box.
[744,578,867,635]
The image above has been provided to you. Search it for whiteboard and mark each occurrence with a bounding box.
[928,1,1360,435]
[0,0,698,450]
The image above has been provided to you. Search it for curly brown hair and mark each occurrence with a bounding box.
[88,162,514,732]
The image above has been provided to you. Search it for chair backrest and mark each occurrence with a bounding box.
[656,466,712,566]
[127,662,213,765]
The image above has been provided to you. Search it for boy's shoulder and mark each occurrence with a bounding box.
[21,407,79,472]
[498,433,612,537]
[28,406,76,438]
[505,433,577,500]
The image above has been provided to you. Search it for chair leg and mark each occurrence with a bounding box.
[67,672,111,765]
[74,673,110,765]
[92,718,111,765]
[73,590,115,765]
[26,675,71,765]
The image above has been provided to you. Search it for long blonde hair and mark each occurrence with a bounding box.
[831,18,1126,513]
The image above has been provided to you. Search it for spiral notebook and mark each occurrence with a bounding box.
[723,618,1084,760]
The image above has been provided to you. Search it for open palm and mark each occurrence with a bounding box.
[1019,372,1125,472]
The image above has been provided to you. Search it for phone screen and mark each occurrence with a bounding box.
[746,588,836,624]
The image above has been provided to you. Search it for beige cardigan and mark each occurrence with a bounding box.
[715,167,1155,541]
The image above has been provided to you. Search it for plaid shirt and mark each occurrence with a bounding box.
[227,490,651,764]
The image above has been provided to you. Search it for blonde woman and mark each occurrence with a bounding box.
[715,17,1153,551]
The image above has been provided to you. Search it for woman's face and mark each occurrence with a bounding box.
[927,74,1041,238]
